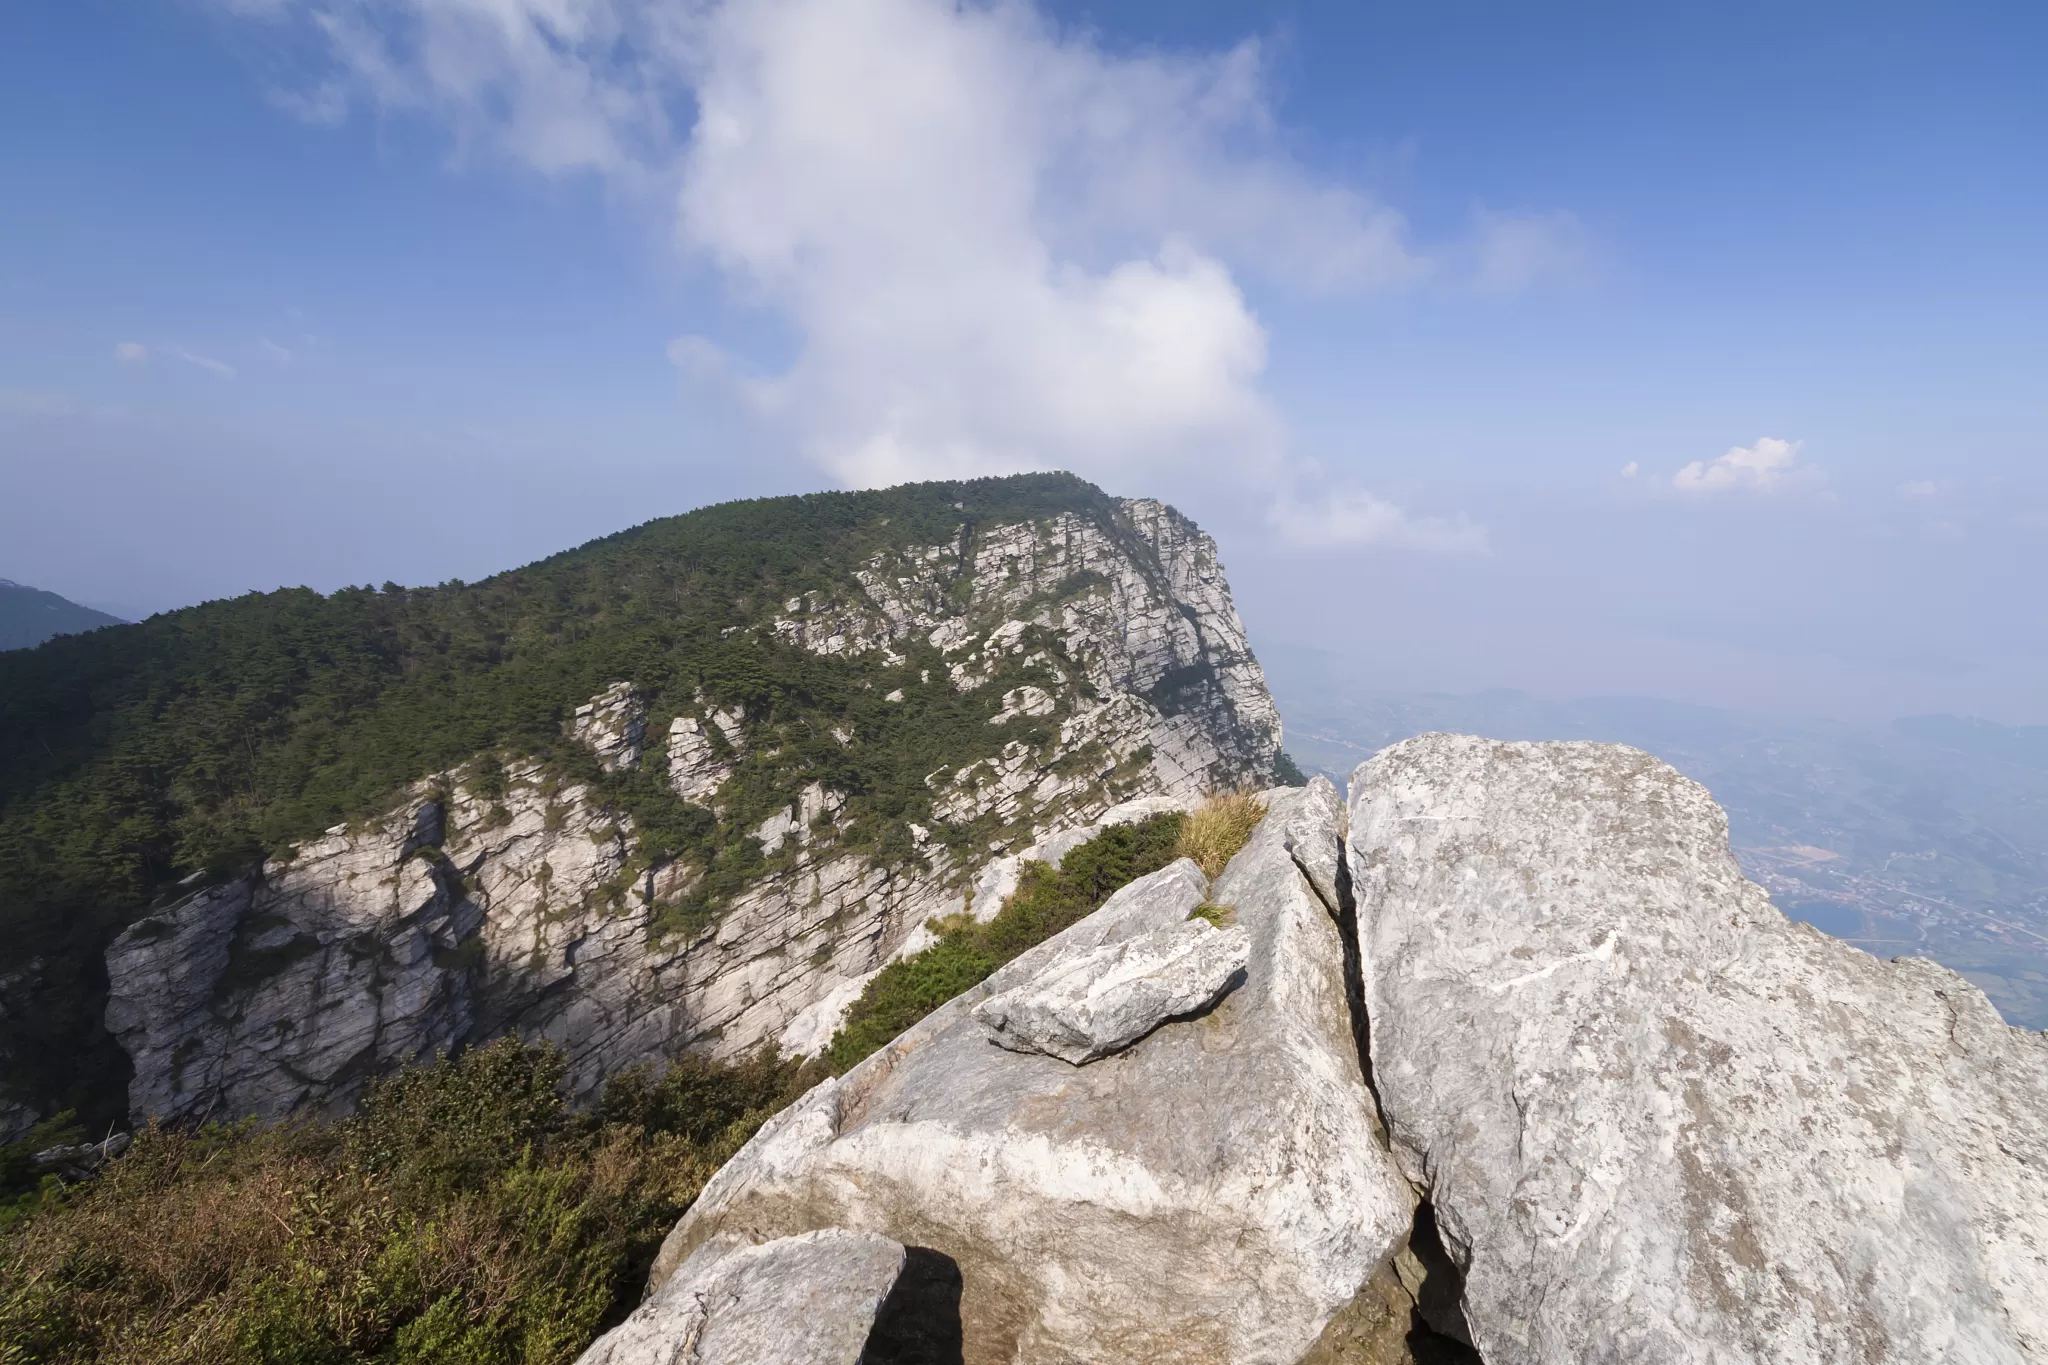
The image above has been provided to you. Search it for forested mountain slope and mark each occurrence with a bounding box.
[0,474,1281,1134]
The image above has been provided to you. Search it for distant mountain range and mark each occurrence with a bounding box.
[1263,646,2048,1030]
[0,579,126,651]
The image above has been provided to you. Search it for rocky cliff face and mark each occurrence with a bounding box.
[104,497,1281,1124]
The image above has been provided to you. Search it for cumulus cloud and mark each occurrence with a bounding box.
[1620,461,1639,478]
[114,341,148,363]
[1673,437,1806,494]
[217,0,1528,549]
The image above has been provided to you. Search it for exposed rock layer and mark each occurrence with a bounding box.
[1347,733,2048,1365]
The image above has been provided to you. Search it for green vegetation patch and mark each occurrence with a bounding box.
[821,811,1186,1073]
[0,1038,812,1365]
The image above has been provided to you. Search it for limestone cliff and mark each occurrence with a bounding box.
[103,495,1282,1124]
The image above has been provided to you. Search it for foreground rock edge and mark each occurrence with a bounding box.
[1348,732,2048,1365]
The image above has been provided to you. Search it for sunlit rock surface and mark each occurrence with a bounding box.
[1348,733,2048,1365]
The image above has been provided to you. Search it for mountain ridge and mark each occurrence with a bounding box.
[0,474,1282,1134]
[0,579,124,653]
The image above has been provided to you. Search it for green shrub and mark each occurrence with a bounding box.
[822,812,1186,1073]
[0,1039,807,1365]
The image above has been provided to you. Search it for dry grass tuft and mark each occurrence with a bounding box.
[1174,791,1268,878]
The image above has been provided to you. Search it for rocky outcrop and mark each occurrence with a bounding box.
[1347,733,2048,1364]
[972,917,1250,1064]
[576,1228,954,1365]
[104,748,983,1122]
[651,782,1415,1365]
[571,682,648,771]
[790,498,1279,819]
[105,497,1283,1126]
[669,703,745,804]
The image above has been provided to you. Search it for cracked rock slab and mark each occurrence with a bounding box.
[1348,733,2048,1365]
[973,919,1249,1064]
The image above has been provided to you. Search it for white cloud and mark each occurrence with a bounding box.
[1673,437,1806,494]
[1268,486,1488,553]
[218,0,1517,548]
[1620,460,1639,478]
[170,348,238,378]
[1470,208,1594,293]
[114,341,148,363]
[1896,479,1941,499]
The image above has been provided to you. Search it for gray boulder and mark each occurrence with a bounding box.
[650,781,1413,1365]
[973,919,1249,1064]
[1347,733,2048,1364]
[576,1228,932,1365]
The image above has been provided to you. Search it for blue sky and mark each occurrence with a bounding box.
[3,0,2044,721]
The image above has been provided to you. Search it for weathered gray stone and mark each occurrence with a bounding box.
[668,711,740,805]
[1347,733,2048,1365]
[575,1229,906,1365]
[653,783,1411,1365]
[973,919,1250,1064]
[570,682,647,771]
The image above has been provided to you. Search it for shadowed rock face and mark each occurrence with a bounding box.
[1347,733,2048,1365]
[649,782,1414,1365]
